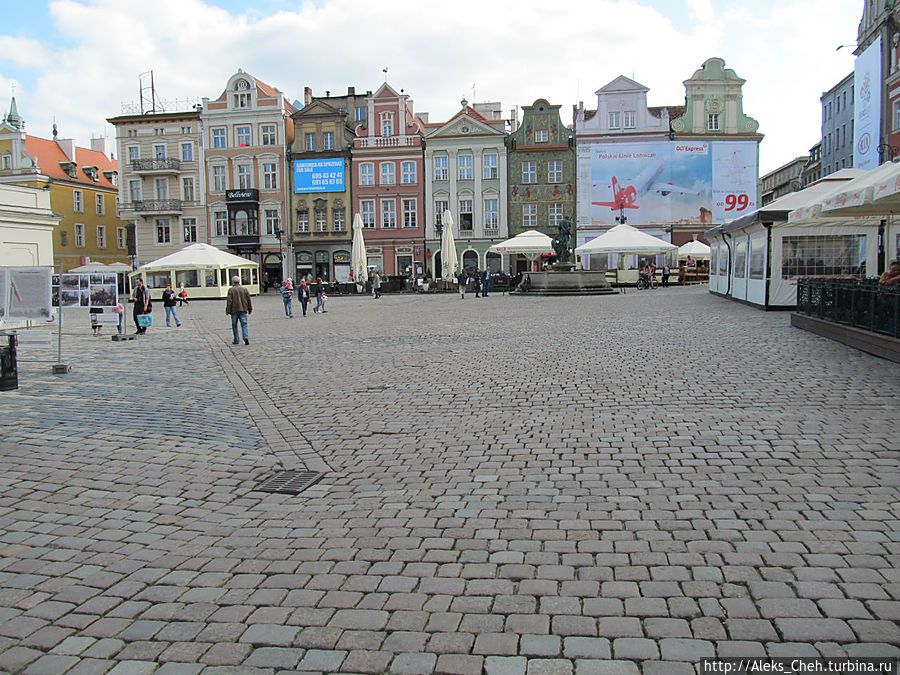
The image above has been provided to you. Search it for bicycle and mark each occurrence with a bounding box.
[636,274,651,290]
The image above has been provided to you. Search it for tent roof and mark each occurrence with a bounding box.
[817,159,900,217]
[678,240,711,258]
[68,262,113,273]
[136,243,258,271]
[575,224,676,255]
[488,230,555,254]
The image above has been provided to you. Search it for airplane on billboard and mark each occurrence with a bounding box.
[593,160,697,211]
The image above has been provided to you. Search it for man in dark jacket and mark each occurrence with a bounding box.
[225,275,253,345]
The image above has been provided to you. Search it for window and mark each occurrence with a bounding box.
[237,164,252,189]
[458,155,473,180]
[402,198,417,228]
[235,92,250,108]
[182,177,195,202]
[1,153,8,170]
[842,124,847,147]
[380,112,394,137]
[154,128,164,136]
[261,124,276,146]
[323,131,334,150]
[128,146,139,162]
[155,178,168,200]
[97,226,106,248]
[523,204,537,228]
[265,210,280,236]
[522,161,536,184]
[483,153,498,179]
[893,101,900,131]
[549,203,563,228]
[60,230,68,247]
[181,143,193,161]
[380,162,396,185]
[181,125,192,134]
[401,161,416,184]
[360,163,374,185]
[315,209,327,232]
[333,207,346,231]
[154,144,166,159]
[212,128,226,148]
[608,111,621,129]
[459,199,473,231]
[624,111,636,129]
[236,126,252,147]
[263,163,277,190]
[73,190,83,212]
[435,200,449,225]
[117,227,127,249]
[434,156,448,181]
[126,129,137,137]
[548,160,563,183]
[156,218,171,243]
[297,210,309,233]
[484,199,498,230]
[781,234,866,278]
[212,165,227,192]
[361,200,375,228]
[129,179,141,202]
[356,106,366,121]
[535,129,548,143]
[182,218,197,243]
[96,193,105,215]
[74,223,85,247]
[305,133,316,151]
[215,211,228,237]
[381,199,396,228]
[708,114,720,131]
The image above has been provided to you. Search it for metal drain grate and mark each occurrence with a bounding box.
[255,470,325,495]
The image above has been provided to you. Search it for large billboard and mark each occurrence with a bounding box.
[293,158,345,194]
[854,36,882,170]
[576,141,758,227]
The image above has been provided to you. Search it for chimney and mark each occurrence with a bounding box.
[348,86,355,95]
[57,138,76,162]
[304,86,313,106]
[91,137,111,158]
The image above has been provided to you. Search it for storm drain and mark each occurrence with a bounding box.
[255,470,325,495]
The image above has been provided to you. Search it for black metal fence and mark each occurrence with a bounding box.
[796,278,900,338]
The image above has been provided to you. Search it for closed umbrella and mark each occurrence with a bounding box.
[441,210,458,280]
[351,213,368,285]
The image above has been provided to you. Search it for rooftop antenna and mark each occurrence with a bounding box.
[382,67,388,82]
[139,70,165,114]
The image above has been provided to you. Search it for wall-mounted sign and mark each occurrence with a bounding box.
[854,35,882,170]
[226,189,259,202]
[294,158,345,193]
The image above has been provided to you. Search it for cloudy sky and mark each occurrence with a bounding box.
[1,0,859,175]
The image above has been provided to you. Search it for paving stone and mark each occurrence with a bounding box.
[774,618,855,642]
[390,652,438,674]
[484,655,527,675]
[562,637,612,659]
[574,658,640,674]
[297,648,348,672]
[612,637,659,659]
[526,659,573,674]
[244,646,304,668]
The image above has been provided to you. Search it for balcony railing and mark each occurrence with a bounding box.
[356,135,417,149]
[132,158,181,173]
[132,199,183,213]
[796,278,900,338]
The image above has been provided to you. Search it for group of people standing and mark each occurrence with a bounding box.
[279,277,326,318]
[456,268,492,299]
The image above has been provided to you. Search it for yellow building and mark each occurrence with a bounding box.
[0,98,130,272]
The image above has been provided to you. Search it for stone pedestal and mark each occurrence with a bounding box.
[516,270,617,296]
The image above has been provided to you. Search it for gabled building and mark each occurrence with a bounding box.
[351,83,425,277]
[423,100,508,277]
[201,69,296,279]
[507,98,574,274]
[288,96,356,283]
[2,98,128,272]
[106,108,204,267]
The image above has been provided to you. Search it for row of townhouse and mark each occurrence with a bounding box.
[105,57,762,282]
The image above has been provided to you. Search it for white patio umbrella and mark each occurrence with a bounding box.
[488,229,554,261]
[351,213,368,285]
[677,240,711,259]
[575,223,676,255]
[441,210,458,280]
[106,262,134,273]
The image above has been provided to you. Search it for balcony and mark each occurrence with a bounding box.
[133,199,183,214]
[356,135,417,149]
[132,158,181,174]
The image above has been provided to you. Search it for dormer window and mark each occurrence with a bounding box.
[380,112,394,138]
[60,161,77,178]
[83,166,99,181]
[103,170,117,186]
[623,111,636,129]
[535,129,548,143]
[234,78,251,109]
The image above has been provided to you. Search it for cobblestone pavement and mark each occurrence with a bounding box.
[0,287,898,675]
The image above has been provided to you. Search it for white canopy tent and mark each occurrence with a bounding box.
[131,243,259,298]
[488,230,554,259]
[677,240,711,259]
[575,224,676,255]
[68,262,113,273]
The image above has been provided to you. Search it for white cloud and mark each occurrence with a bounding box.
[0,0,860,173]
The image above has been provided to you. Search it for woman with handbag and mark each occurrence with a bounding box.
[132,277,151,335]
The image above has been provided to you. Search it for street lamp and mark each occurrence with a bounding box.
[877,143,899,162]
[274,225,284,282]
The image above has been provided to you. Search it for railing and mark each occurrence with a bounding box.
[132,158,181,172]
[355,136,417,148]
[132,199,183,213]
[796,278,900,338]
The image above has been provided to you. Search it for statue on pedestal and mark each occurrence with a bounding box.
[552,217,572,264]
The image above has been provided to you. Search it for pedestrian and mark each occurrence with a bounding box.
[661,263,671,288]
[313,277,326,313]
[225,275,252,345]
[162,283,182,327]
[372,271,382,299]
[474,269,482,298]
[457,269,468,299]
[280,279,293,318]
[298,278,310,316]
[482,268,491,297]
[112,301,125,335]
[178,282,189,306]
[89,307,103,336]
[132,276,151,335]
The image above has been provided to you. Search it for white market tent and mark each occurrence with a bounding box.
[575,224,676,255]
[677,240,711,259]
[488,230,554,259]
[68,262,113,273]
[131,243,260,299]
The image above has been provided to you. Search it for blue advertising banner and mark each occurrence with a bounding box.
[293,158,345,193]
[854,36,882,170]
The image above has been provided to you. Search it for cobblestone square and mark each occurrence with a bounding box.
[1,287,898,673]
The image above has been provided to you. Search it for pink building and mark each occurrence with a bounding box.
[351,83,426,277]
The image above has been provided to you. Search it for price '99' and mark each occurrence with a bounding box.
[724,194,750,211]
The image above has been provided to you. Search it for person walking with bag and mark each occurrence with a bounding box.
[132,277,151,335]
[162,283,182,327]
[313,277,326,313]
[280,279,293,318]
[226,275,252,345]
[298,278,310,316]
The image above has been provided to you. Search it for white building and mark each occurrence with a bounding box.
[0,183,57,267]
